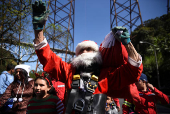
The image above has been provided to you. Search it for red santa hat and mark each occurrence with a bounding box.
[75,40,99,56]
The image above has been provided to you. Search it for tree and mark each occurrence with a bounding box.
[0,0,38,65]
[131,13,170,89]
[0,0,72,71]
[0,48,17,73]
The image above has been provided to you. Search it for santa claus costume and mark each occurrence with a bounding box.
[34,31,143,114]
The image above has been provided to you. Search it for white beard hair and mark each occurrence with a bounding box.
[71,51,102,68]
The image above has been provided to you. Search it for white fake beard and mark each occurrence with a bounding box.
[71,51,102,68]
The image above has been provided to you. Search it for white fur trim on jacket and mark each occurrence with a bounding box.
[128,54,142,68]
[75,40,99,56]
[33,37,47,50]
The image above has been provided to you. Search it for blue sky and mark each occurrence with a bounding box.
[26,0,169,70]
[74,0,168,48]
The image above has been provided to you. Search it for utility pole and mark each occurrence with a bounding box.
[168,0,170,14]
[139,41,161,89]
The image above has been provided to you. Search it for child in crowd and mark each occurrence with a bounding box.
[105,96,121,114]
[27,72,64,114]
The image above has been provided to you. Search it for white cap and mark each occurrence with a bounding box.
[15,64,31,76]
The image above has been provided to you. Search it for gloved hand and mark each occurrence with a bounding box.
[112,26,131,45]
[32,0,50,30]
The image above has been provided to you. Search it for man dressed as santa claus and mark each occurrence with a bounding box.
[32,1,143,114]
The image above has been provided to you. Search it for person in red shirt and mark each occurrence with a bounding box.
[122,73,170,114]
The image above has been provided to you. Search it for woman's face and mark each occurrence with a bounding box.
[15,69,24,81]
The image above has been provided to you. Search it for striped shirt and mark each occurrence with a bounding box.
[27,95,64,114]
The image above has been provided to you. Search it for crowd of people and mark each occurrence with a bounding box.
[0,64,169,114]
[0,0,169,114]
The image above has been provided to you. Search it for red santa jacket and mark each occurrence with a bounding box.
[36,43,143,99]
[51,80,65,103]
[122,87,170,114]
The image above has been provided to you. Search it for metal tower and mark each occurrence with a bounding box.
[0,0,75,72]
[45,0,75,62]
[110,0,143,35]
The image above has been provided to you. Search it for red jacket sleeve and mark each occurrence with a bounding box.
[113,98,120,107]
[36,44,72,83]
[105,62,143,90]
[101,62,142,100]
[153,87,170,105]
[52,80,65,103]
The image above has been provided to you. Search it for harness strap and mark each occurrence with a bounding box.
[65,75,80,114]
[65,74,98,114]
[123,100,132,107]
[123,100,137,113]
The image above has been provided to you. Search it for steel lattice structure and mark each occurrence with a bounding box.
[1,0,146,66]
[110,0,143,34]
[45,0,75,62]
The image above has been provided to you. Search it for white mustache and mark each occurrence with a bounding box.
[71,52,102,68]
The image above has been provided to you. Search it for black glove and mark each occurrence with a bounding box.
[32,0,50,30]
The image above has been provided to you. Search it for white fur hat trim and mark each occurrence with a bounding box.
[15,64,31,76]
[75,40,99,56]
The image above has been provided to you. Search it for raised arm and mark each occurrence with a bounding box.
[112,26,140,62]
[32,0,49,44]
[31,1,71,83]
[125,42,140,62]
[147,83,170,105]
[34,30,44,44]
